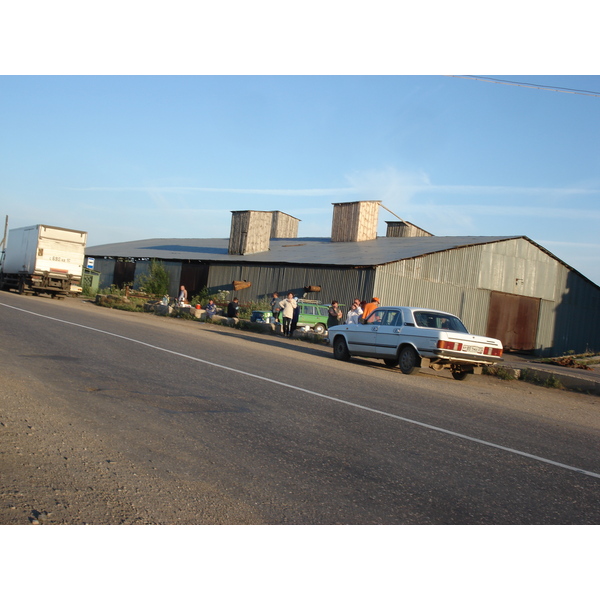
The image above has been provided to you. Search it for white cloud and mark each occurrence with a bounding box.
[344,167,431,205]
[67,186,356,197]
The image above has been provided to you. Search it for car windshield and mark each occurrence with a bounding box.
[413,311,469,333]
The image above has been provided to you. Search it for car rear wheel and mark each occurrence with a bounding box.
[313,323,326,335]
[451,367,471,381]
[333,336,350,361]
[398,346,420,375]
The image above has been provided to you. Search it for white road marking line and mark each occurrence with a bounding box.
[4,301,600,480]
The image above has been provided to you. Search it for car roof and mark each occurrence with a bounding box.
[378,306,458,316]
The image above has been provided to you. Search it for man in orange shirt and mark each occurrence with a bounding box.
[362,297,380,322]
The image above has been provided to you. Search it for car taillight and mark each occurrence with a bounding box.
[484,346,503,357]
[437,340,463,351]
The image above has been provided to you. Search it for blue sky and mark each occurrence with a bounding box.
[2,74,599,284]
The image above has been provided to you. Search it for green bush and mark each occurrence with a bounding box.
[137,260,170,298]
[98,283,132,297]
[190,287,231,309]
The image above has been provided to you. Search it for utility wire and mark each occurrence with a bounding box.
[447,75,600,98]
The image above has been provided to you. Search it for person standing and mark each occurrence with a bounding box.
[291,298,300,335]
[327,301,343,329]
[352,299,363,321]
[227,297,240,318]
[362,297,380,322]
[345,301,363,325]
[279,293,297,337]
[270,292,281,323]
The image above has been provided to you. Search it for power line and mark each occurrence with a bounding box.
[448,75,600,98]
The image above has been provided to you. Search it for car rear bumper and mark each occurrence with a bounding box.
[428,348,503,365]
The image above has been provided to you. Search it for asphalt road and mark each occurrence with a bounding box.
[1,291,599,524]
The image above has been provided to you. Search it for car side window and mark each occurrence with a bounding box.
[303,305,314,316]
[318,306,328,317]
[366,309,385,324]
[383,310,400,326]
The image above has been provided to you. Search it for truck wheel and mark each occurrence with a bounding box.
[398,346,420,375]
[313,323,326,335]
[18,279,26,295]
[333,336,350,361]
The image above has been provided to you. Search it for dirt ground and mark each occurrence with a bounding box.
[0,368,263,525]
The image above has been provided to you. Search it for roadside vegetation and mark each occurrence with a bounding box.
[93,260,280,325]
[533,350,600,370]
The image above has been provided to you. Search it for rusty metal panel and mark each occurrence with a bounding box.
[487,291,540,352]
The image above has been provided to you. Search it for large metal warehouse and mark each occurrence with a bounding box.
[86,201,600,357]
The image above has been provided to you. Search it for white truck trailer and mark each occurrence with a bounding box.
[0,224,87,297]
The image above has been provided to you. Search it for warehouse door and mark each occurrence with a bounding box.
[180,263,209,297]
[487,291,540,352]
[113,260,136,289]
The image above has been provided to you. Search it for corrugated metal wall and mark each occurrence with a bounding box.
[479,238,558,300]
[374,256,491,335]
[133,260,182,298]
[374,239,600,354]
[92,258,116,290]
[550,267,600,355]
[206,263,377,308]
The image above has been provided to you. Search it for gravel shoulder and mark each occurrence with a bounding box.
[0,363,264,525]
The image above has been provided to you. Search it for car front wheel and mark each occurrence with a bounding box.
[313,323,326,335]
[398,346,420,375]
[333,336,351,361]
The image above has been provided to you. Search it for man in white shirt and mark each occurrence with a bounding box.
[346,301,363,325]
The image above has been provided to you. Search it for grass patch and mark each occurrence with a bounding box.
[519,369,565,390]
[543,374,565,389]
[95,294,145,312]
[483,365,516,380]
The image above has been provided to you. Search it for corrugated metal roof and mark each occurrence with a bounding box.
[86,235,522,267]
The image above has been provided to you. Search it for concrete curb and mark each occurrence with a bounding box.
[486,363,600,396]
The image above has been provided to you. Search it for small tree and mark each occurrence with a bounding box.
[138,259,170,298]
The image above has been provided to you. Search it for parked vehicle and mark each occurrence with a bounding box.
[250,310,273,323]
[296,300,338,334]
[0,224,87,297]
[326,306,503,380]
